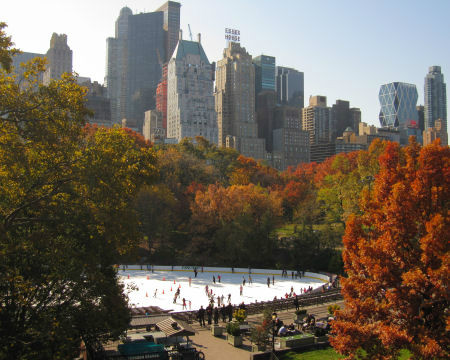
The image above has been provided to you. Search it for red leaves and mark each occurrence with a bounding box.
[333,140,450,359]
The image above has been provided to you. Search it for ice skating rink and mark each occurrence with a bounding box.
[119,266,328,312]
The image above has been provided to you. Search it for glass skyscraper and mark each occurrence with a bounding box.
[276,66,304,108]
[424,66,447,131]
[253,55,276,95]
[379,82,419,128]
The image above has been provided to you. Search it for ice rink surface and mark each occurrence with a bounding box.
[119,267,326,312]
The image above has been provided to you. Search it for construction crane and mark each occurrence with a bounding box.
[188,24,193,41]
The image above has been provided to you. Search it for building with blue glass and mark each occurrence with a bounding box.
[253,55,276,96]
[276,66,304,108]
[379,82,421,144]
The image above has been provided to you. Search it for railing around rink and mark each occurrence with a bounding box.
[170,288,342,324]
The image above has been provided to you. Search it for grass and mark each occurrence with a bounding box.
[279,348,412,360]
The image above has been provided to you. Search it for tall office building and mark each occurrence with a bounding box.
[253,55,276,96]
[330,100,361,140]
[167,34,217,144]
[424,66,447,135]
[43,33,72,85]
[155,1,181,62]
[272,105,310,171]
[215,42,265,160]
[256,91,276,153]
[302,95,332,145]
[379,82,420,144]
[105,2,179,128]
[276,66,304,108]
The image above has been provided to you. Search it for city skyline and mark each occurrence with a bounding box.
[3,0,449,135]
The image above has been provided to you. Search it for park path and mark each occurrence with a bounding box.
[189,301,344,360]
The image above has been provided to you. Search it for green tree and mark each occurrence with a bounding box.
[0,28,157,359]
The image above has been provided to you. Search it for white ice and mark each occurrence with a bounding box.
[119,268,325,312]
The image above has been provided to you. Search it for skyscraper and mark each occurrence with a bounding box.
[424,66,447,133]
[167,34,217,144]
[155,1,181,62]
[302,95,332,145]
[105,2,179,128]
[276,66,304,108]
[253,55,276,96]
[379,82,420,144]
[43,33,72,85]
[215,42,265,160]
[330,100,361,140]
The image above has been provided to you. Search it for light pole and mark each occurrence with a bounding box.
[271,312,277,352]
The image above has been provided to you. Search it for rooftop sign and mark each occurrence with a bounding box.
[225,28,240,43]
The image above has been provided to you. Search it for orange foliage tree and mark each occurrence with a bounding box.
[331,139,449,359]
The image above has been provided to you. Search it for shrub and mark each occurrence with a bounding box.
[233,308,247,323]
[226,322,241,336]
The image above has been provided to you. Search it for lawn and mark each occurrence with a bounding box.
[279,348,412,360]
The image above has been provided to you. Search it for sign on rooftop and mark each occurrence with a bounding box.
[225,28,240,43]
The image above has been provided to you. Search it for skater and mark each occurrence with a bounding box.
[205,285,209,294]
[194,268,198,278]
[217,295,221,307]
[197,306,205,327]
[221,294,224,304]
[213,307,219,325]
[231,267,234,273]
[182,298,187,310]
[267,277,270,288]
[292,271,294,279]
[242,277,246,286]
[218,274,221,283]
[213,275,216,284]
[249,275,252,284]
[272,275,275,285]
[227,293,231,304]
[154,289,157,298]
[240,285,243,296]
[221,304,227,322]
[189,300,192,310]
[189,277,191,287]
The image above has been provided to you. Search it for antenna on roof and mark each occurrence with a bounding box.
[188,24,193,41]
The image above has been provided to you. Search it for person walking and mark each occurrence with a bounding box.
[221,304,227,322]
[294,295,299,311]
[227,303,233,322]
[213,307,219,325]
[198,306,205,327]
[206,304,212,325]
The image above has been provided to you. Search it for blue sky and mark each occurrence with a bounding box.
[3,0,449,132]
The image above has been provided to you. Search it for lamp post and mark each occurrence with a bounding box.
[271,312,277,352]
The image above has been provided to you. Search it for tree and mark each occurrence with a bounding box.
[0,28,157,359]
[331,139,449,359]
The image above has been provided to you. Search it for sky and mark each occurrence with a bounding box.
[3,0,450,132]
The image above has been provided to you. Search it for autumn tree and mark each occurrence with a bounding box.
[331,139,449,359]
[189,184,283,266]
[0,26,157,359]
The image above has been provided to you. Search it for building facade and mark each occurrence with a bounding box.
[424,66,447,139]
[78,79,112,127]
[253,55,276,97]
[423,118,448,146]
[379,82,420,144]
[272,105,310,171]
[143,110,166,143]
[215,42,265,160]
[276,66,304,108]
[105,2,179,129]
[155,1,181,62]
[302,96,332,145]
[167,35,217,144]
[43,33,72,85]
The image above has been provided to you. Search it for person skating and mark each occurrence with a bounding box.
[182,298,187,310]
[239,285,243,296]
[267,277,270,288]
[213,307,219,325]
[194,268,198,278]
[227,293,231,303]
[249,275,252,284]
[213,275,216,284]
[218,274,221,283]
[272,275,275,285]
[242,277,246,286]
[198,306,205,327]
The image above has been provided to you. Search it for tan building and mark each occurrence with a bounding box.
[143,110,165,143]
[214,42,265,160]
[302,96,332,145]
[43,33,72,85]
[423,118,448,146]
